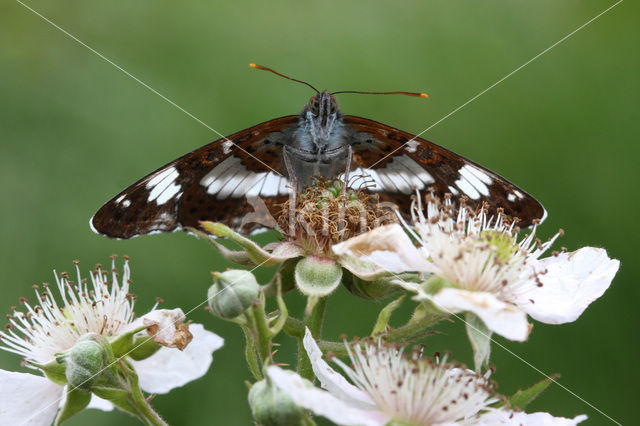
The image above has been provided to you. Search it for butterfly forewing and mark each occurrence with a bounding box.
[91,96,546,240]
[90,116,298,238]
[341,116,546,226]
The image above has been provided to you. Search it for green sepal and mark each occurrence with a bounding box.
[264,258,298,295]
[465,312,492,371]
[110,325,147,358]
[371,294,405,336]
[189,227,255,266]
[128,335,161,361]
[294,256,342,297]
[501,374,559,409]
[53,387,91,426]
[201,222,302,266]
[32,358,67,386]
[343,271,403,300]
[421,275,455,295]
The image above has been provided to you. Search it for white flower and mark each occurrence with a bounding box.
[333,195,619,341]
[267,329,586,426]
[0,259,223,425]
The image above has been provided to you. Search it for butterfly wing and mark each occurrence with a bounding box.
[90,116,299,239]
[342,116,546,226]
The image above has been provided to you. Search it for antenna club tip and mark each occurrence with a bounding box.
[249,63,257,68]
[420,93,429,98]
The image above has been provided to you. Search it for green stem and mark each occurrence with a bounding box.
[241,325,263,380]
[121,362,167,426]
[317,314,444,357]
[304,297,327,338]
[385,313,443,343]
[297,297,328,381]
[283,316,305,337]
[129,391,167,426]
[252,300,273,363]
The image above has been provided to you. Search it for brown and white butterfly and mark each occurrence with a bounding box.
[90,65,545,239]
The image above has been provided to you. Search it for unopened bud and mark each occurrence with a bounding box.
[208,270,260,319]
[59,333,110,392]
[294,256,342,297]
[248,377,306,426]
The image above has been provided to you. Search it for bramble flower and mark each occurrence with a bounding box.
[267,329,586,426]
[199,178,401,299]
[333,194,619,343]
[0,258,223,424]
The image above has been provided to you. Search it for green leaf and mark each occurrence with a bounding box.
[503,374,560,409]
[54,388,91,425]
[371,294,405,336]
[465,312,492,371]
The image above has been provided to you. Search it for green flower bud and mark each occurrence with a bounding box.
[59,333,111,392]
[294,256,342,297]
[343,274,402,300]
[248,377,306,426]
[208,270,260,319]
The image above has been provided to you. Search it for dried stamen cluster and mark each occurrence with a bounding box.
[276,178,396,256]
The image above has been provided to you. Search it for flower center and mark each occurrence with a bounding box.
[276,178,395,256]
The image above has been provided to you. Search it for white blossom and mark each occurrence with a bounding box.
[0,259,223,425]
[333,195,619,341]
[267,329,585,425]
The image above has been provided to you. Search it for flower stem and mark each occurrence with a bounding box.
[297,297,328,381]
[252,300,273,363]
[317,314,444,357]
[241,324,263,380]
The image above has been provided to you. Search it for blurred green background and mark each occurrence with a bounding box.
[1,0,638,424]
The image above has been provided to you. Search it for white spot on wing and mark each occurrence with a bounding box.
[507,193,516,202]
[217,169,250,199]
[147,167,181,205]
[122,199,131,208]
[115,194,126,204]
[147,167,176,189]
[463,164,493,185]
[405,139,419,153]
[222,140,234,155]
[514,190,524,199]
[397,155,434,187]
[448,185,459,195]
[459,165,489,196]
[260,172,281,197]
[201,157,242,195]
[455,177,480,199]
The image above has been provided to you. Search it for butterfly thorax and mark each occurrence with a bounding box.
[287,90,350,187]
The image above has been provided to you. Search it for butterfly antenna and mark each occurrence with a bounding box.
[331,90,428,98]
[250,63,320,94]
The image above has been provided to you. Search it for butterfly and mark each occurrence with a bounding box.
[90,65,546,239]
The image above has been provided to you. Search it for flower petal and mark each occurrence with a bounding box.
[470,409,587,425]
[87,395,115,411]
[333,224,432,273]
[267,366,389,426]
[431,288,530,341]
[302,328,376,409]
[0,370,62,425]
[513,247,619,324]
[131,323,223,394]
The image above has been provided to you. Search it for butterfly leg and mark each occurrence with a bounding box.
[341,145,353,200]
[282,147,298,234]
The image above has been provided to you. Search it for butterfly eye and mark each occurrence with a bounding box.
[330,98,338,114]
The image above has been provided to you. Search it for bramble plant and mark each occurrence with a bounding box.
[0,181,618,425]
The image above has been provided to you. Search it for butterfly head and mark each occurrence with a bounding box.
[302,90,341,147]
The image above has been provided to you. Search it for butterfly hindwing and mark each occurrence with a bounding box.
[342,116,546,226]
[90,116,298,239]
